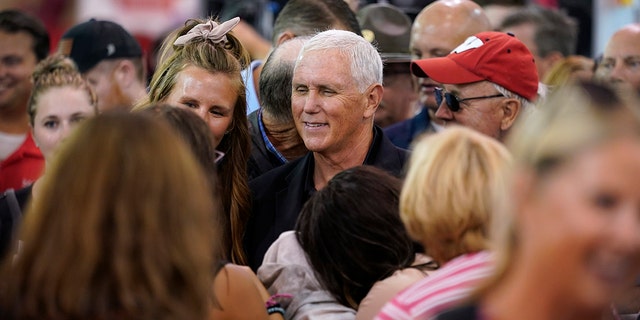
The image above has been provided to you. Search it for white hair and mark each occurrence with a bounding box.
[296,29,383,92]
[492,83,537,118]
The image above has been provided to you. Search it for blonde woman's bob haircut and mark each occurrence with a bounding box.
[401,126,512,265]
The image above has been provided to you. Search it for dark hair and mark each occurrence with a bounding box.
[500,5,577,57]
[258,37,307,123]
[139,104,230,260]
[0,10,50,61]
[272,0,362,44]
[296,166,423,309]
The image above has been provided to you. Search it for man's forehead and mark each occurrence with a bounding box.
[0,30,35,54]
[443,81,489,91]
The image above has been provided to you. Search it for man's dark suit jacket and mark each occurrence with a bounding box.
[384,107,436,149]
[244,126,409,270]
[247,110,285,181]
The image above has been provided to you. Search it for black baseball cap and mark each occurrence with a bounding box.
[58,19,142,73]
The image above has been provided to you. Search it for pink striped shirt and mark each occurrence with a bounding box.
[375,251,494,320]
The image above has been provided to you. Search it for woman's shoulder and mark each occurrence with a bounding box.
[356,257,432,320]
[212,263,273,320]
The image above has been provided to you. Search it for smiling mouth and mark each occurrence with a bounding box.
[304,122,327,128]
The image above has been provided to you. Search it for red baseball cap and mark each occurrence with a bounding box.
[411,31,539,101]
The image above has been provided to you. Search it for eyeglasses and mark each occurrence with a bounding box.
[434,87,505,112]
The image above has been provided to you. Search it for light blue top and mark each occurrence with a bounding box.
[242,59,264,114]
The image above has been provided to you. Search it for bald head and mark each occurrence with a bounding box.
[411,0,490,59]
[600,23,640,93]
[411,0,491,107]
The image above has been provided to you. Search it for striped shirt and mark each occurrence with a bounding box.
[375,251,494,320]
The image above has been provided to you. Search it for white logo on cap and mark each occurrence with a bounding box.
[107,44,116,56]
[451,36,484,54]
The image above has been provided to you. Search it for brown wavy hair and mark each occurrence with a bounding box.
[135,18,251,264]
[139,104,229,261]
[0,112,218,319]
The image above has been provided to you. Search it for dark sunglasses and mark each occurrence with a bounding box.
[434,87,505,112]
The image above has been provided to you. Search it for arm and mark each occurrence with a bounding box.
[211,264,284,320]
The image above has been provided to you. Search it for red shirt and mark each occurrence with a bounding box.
[0,133,44,193]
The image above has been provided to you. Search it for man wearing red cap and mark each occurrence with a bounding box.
[411,31,539,141]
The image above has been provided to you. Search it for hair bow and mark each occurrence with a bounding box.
[173,17,240,46]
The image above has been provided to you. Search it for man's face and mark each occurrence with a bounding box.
[410,16,481,110]
[600,27,640,93]
[434,81,507,140]
[83,60,130,111]
[0,30,37,113]
[376,63,417,128]
[292,49,376,155]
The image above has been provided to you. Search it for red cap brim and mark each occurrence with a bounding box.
[411,57,484,84]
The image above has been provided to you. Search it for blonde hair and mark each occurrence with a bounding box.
[543,55,594,89]
[28,54,98,124]
[0,112,218,319]
[489,81,640,290]
[401,126,512,265]
[136,18,251,264]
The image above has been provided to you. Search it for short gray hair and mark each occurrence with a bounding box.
[297,29,382,92]
[492,83,536,118]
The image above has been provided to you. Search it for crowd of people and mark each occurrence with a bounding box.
[0,0,638,319]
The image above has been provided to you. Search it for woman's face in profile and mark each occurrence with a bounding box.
[520,137,640,308]
[165,65,237,149]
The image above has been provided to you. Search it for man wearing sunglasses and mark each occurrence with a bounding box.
[411,31,539,141]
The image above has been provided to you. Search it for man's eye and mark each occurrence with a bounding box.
[321,89,335,96]
[628,60,640,68]
[294,86,308,93]
[600,61,614,70]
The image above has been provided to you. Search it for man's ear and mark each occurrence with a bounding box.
[500,98,521,131]
[364,84,383,119]
[112,60,136,88]
[275,31,296,46]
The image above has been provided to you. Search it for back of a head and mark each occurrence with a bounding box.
[59,19,143,74]
[499,5,577,58]
[139,103,218,177]
[259,37,308,123]
[272,0,362,44]
[401,126,512,264]
[0,9,50,61]
[296,166,414,309]
[138,104,230,259]
[2,112,217,319]
[300,29,382,92]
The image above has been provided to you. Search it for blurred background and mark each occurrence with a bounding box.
[0,0,635,64]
